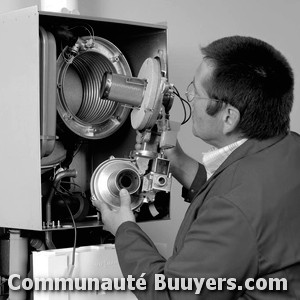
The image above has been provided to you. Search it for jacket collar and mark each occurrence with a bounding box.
[196,133,287,196]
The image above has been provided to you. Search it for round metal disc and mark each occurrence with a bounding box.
[57,36,132,139]
[130,58,163,130]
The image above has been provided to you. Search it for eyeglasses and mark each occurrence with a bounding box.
[185,81,222,103]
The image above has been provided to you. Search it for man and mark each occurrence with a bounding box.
[92,36,300,299]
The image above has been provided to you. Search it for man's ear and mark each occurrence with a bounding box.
[222,105,240,135]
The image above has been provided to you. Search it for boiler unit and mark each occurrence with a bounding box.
[0,6,173,234]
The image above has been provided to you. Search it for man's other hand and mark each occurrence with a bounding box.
[92,189,136,235]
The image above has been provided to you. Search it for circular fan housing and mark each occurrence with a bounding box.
[90,158,143,210]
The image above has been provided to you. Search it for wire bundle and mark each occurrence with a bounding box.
[172,85,192,125]
[55,184,78,273]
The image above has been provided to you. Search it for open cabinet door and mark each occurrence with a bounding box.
[0,6,42,230]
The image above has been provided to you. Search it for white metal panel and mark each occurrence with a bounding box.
[0,6,42,230]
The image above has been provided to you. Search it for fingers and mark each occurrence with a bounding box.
[91,189,132,214]
[119,188,132,210]
[91,197,110,213]
[135,130,143,150]
[136,130,143,143]
[92,191,131,213]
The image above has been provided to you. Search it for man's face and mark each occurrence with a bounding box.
[190,60,225,147]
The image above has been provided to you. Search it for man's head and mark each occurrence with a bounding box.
[190,36,294,145]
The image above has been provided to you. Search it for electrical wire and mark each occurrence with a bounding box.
[41,162,61,169]
[72,141,83,159]
[0,279,7,286]
[173,85,191,124]
[0,277,7,297]
[60,180,82,190]
[64,198,77,267]
[61,24,96,65]
[55,188,77,271]
[67,24,95,41]
[57,185,73,196]
[57,181,84,199]
[172,85,192,125]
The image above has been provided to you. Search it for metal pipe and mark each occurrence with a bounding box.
[100,72,146,107]
[29,239,46,251]
[44,231,55,250]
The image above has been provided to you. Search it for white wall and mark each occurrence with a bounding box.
[1,0,300,257]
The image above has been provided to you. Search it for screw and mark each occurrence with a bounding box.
[111,55,119,63]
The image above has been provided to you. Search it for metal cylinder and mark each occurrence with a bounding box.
[90,158,143,210]
[101,72,147,107]
[107,168,141,197]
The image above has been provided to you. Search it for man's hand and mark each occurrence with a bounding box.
[135,130,198,189]
[92,189,136,236]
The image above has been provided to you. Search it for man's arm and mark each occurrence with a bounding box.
[135,131,200,190]
[115,195,258,299]
[165,140,200,189]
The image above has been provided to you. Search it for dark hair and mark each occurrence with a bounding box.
[201,36,294,139]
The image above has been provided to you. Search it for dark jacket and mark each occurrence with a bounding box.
[115,132,300,299]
